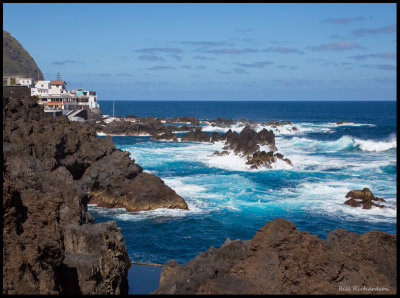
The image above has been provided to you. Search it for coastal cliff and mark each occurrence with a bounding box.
[3,30,44,80]
[154,218,396,295]
[2,89,187,294]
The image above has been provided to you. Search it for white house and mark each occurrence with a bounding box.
[70,89,99,110]
[16,77,34,87]
[31,80,51,96]
[49,80,68,94]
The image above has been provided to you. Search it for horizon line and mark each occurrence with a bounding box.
[98,99,397,102]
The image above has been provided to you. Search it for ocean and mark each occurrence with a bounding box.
[90,100,396,290]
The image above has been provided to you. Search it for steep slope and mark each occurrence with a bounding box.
[3,30,44,80]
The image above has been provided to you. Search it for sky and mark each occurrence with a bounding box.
[3,3,397,101]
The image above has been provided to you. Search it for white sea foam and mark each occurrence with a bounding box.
[96,132,151,137]
[201,120,377,136]
[279,181,397,223]
[277,135,354,153]
[354,134,397,152]
[162,177,208,197]
[329,122,376,127]
[277,134,396,154]
[201,122,299,136]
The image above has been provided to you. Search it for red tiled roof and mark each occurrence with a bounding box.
[50,80,66,85]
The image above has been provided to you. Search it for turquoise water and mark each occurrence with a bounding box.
[90,101,396,266]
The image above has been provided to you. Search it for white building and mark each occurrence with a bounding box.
[31,78,100,118]
[49,80,68,94]
[31,80,51,96]
[16,77,34,87]
[70,89,99,110]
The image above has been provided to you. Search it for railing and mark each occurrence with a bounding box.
[44,106,62,111]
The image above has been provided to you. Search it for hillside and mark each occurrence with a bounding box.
[3,30,44,80]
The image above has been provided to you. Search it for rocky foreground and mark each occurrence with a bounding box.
[2,88,188,294]
[154,218,396,295]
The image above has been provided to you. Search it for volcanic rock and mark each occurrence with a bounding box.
[212,150,230,156]
[153,238,251,294]
[62,221,131,294]
[100,117,165,135]
[223,125,260,156]
[155,218,396,295]
[2,90,189,294]
[88,173,188,212]
[256,128,277,150]
[180,129,211,142]
[344,188,386,209]
[150,132,178,142]
[245,151,292,169]
[336,120,357,125]
[168,115,200,126]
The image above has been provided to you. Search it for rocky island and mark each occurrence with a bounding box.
[344,188,386,209]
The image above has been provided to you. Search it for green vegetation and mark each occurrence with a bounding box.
[3,30,44,80]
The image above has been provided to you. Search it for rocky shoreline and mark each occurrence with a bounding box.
[154,218,396,295]
[95,115,295,169]
[2,89,188,294]
[3,90,395,295]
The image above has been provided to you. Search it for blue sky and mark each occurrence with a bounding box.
[3,3,397,101]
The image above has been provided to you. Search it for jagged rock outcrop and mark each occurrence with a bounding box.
[3,142,129,294]
[210,117,236,127]
[177,125,290,169]
[98,116,200,137]
[3,91,188,294]
[212,150,230,157]
[88,173,188,212]
[155,218,396,295]
[344,188,386,209]
[151,131,178,142]
[180,128,212,143]
[3,89,188,212]
[62,222,131,294]
[98,117,166,135]
[153,238,251,294]
[167,115,200,126]
[223,126,261,156]
[246,151,292,169]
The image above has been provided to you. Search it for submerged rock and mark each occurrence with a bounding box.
[212,150,230,156]
[336,120,357,125]
[155,218,396,295]
[344,188,386,209]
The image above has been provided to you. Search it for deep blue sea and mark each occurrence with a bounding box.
[91,101,397,271]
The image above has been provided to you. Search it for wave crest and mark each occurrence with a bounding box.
[354,134,396,152]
